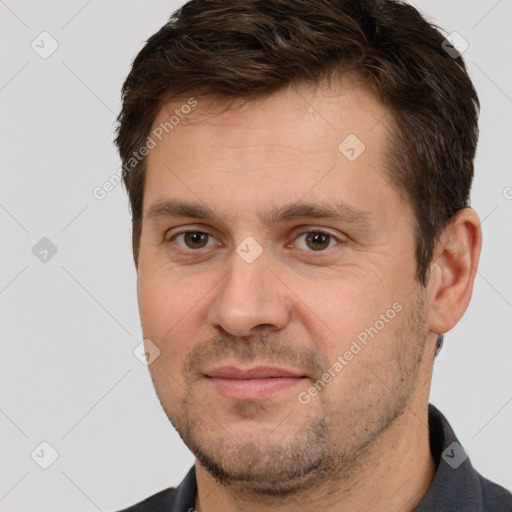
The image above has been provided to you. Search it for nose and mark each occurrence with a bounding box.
[207,246,292,338]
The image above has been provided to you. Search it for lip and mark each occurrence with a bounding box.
[206,365,304,379]
[205,366,306,400]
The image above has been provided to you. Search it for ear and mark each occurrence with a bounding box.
[428,208,482,336]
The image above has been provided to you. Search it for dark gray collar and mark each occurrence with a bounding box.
[414,404,511,511]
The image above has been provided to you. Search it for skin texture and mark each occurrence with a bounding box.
[137,79,482,512]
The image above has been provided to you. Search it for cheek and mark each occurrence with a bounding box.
[137,267,210,359]
[137,270,183,339]
[294,272,404,362]
[303,273,381,324]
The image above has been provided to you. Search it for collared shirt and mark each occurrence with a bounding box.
[115,404,512,511]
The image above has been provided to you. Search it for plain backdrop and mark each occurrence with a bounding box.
[0,1,511,510]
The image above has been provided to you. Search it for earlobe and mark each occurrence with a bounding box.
[428,208,482,336]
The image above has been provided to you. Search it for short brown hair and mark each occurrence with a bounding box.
[115,0,479,290]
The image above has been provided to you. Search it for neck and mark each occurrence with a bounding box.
[194,402,436,512]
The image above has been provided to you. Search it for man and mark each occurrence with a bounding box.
[113,0,512,510]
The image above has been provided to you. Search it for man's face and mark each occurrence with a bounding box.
[137,80,434,494]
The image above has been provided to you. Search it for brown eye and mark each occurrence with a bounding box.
[292,230,341,252]
[172,231,215,249]
[184,232,209,249]
[305,232,331,251]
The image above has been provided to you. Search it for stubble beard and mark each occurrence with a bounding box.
[150,289,430,498]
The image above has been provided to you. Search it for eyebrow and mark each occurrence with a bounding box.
[146,199,376,230]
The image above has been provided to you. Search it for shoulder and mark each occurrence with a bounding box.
[479,474,512,511]
[113,486,177,512]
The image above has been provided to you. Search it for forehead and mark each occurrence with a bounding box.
[150,78,389,156]
[142,78,399,227]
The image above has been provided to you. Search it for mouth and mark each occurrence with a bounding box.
[204,365,307,400]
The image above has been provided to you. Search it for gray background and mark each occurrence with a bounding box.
[0,1,511,510]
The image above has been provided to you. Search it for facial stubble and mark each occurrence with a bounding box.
[148,288,431,498]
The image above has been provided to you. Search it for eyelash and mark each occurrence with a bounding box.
[167,229,344,253]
